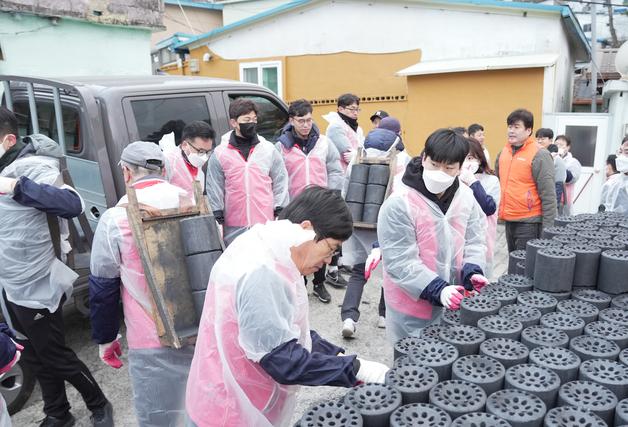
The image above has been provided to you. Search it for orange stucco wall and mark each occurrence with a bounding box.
[404,68,545,158]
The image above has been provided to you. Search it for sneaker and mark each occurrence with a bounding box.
[39,413,76,427]
[313,283,331,303]
[325,270,348,288]
[91,401,114,427]
[339,264,353,275]
[342,318,356,338]
[377,316,386,329]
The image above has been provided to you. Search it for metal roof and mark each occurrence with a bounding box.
[164,0,224,10]
[397,54,559,76]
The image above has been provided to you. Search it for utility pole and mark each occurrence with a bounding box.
[591,2,598,113]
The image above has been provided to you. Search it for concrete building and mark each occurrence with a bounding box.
[170,0,590,157]
[0,0,164,76]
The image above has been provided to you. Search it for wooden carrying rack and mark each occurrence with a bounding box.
[353,146,397,230]
[126,182,208,348]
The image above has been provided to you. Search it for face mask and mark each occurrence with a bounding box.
[463,159,480,174]
[616,155,628,173]
[558,147,567,156]
[239,122,257,139]
[187,152,209,168]
[423,168,456,194]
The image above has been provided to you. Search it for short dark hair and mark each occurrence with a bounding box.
[547,143,559,154]
[467,137,493,174]
[0,107,19,139]
[555,134,571,146]
[288,99,313,117]
[607,154,618,173]
[229,98,258,120]
[452,127,467,135]
[507,109,534,130]
[535,128,554,139]
[468,124,484,135]
[424,128,469,167]
[622,135,628,144]
[182,121,215,142]
[337,93,360,108]
[278,186,353,242]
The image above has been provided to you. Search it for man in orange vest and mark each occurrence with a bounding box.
[495,109,556,252]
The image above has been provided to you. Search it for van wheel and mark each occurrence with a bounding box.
[2,360,36,415]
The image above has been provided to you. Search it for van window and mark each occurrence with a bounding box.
[12,101,82,154]
[228,94,287,142]
[130,96,211,145]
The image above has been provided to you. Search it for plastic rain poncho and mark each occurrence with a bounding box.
[164,147,204,198]
[206,131,289,245]
[377,182,486,343]
[475,173,501,279]
[89,177,193,426]
[562,152,582,215]
[323,112,364,172]
[0,135,79,312]
[186,220,316,427]
[601,173,628,214]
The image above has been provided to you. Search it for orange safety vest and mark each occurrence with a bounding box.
[498,137,542,221]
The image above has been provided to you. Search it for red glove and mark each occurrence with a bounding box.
[364,248,382,280]
[440,285,465,310]
[0,341,23,376]
[99,335,123,369]
[470,274,489,292]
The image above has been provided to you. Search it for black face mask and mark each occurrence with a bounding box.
[239,122,257,139]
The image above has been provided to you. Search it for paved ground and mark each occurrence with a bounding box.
[11,226,508,426]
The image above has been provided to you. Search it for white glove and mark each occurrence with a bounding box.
[364,248,382,280]
[0,177,17,195]
[439,285,464,310]
[458,168,477,186]
[343,150,355,164]
[356,358,389,384]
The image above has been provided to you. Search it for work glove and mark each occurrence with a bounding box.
[0,340,23,378]
[356,358,389,384]
[0,177,17,195]
[470,274,489,292]
[458,168,477,186]
[439,285,464,310]
[342,150,355,164]
[364,248,382,280]
[99,334,123,369]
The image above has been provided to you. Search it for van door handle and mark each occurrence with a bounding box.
[90,206,100,219]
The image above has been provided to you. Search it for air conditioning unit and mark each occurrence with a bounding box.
[189,58,200,73]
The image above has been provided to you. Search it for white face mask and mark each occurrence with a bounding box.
[616,155,628,173]
[558,147,567,157]
[463,159,480,174]
[187,152,209,168]
[423,168,456,194]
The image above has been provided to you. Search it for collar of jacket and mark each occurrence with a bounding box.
[401,157,460,214]
[510,136,536,154]
[278,123,320,152]
[0,138,26,173]
[338,112,359,132]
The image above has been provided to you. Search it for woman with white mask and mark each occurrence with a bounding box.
[459,138,501,278]
[377,129,488,343]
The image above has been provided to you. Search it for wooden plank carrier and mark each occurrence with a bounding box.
[353,146,397,230]
[126,181,209,348]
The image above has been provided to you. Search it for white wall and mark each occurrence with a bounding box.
[0,13,152,77]
[222,0,293,25]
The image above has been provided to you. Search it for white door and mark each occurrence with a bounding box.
[544,113,610,215]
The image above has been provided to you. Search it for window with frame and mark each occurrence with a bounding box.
[239,61,282,98]
[130,96,212,146]
[12,101,82,154]
[228,94,288,143]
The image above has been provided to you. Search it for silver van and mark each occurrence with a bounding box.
[0,75,289,414]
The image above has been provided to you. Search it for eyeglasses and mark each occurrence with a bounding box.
[343,107,361,113]
[323,238,340,258]
[185,140,211,155]
[293,118,313,126]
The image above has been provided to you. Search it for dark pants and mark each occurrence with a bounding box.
[505,221,542,253]
[3,294,107,418]
[341,263,386,321]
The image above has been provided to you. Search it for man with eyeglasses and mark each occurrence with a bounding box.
[206,98,289,245]
[276,99,344,304]
[164,121,215,197]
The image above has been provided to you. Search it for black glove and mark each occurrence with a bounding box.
[274,207,283,218]
[213,210,224,225]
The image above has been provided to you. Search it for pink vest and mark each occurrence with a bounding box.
[281,137,329,199]
[383,187,471,319]
[214,141,275,228]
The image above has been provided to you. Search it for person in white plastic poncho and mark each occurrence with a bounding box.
[458,137,501,279]
[89,141,195,426]
[601,136,628,213]
[162,120,215,196]
[378,129,488,343]
[185,187,389,427]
